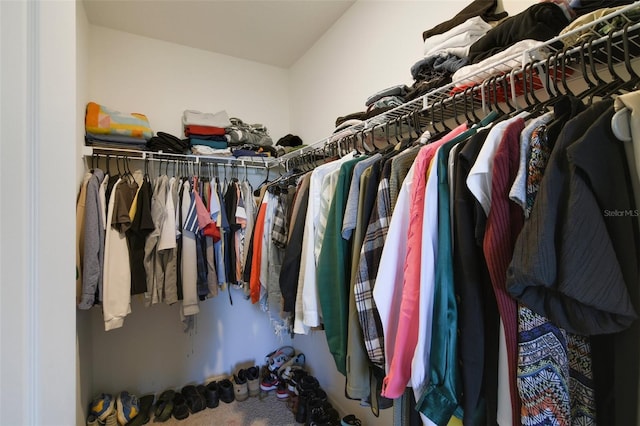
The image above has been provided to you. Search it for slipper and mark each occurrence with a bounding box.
[153,390,175,422]
[126,394,154,426]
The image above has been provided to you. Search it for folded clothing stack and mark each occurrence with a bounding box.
[146,131,190,154]
[84,102,153,149]
[226,117,273,147]
[183,109,232,150]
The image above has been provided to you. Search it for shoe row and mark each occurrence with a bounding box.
[86,369,260,425]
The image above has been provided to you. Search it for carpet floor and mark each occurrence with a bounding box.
[154,391,299,426]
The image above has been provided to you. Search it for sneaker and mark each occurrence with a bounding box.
[85,414,99,426]
[245,366,261,397]
[265,345,295,372]
[126,394,154,426]
[104,412,117,426]
[275,381,290,400]
[260,372,280,391]
[116,391,139,425]
[277,352,306,376]
[341,414,362,426]
[233,370,249,402]
[285,367,307,394]
[89,393,115,422]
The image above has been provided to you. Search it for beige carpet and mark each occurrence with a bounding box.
[154,391,298,426]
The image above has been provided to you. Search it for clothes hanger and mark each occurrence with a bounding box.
[464,86,481,124]
[451,91,463,126]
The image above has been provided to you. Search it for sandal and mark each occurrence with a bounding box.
[153,390,175,422]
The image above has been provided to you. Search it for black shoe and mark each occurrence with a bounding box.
[181,385,206,414]
[218,378,235,403]
[341,414,362,425]
[297,375,319,394]
[171,393,189,421]
[295,389,313,424]
[205,381,220,408]
[153,390,175,423]
[306,398,328,426]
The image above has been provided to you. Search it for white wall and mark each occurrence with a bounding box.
[290,0,532,145]
[288,0,534,423]
[88,25,291,141]
[76,2,93,425]
[82,24,293,402]
[1,1,77,424]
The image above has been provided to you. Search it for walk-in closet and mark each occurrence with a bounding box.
[3,0,640,425]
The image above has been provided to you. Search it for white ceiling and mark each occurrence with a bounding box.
[83,0,356,68]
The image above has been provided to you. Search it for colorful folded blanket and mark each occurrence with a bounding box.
[85,102,153,140]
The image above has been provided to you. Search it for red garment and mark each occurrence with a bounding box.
[206,182,221,242]
[382,124,466,399]
[249,201,268,304]
[482,118,525,425]
[184,124,226,137]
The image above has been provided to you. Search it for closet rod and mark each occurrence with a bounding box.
[276,1,640,168]
[82,145,275,169]
[85,151,269,171]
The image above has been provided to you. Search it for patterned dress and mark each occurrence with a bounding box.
[517,125,596,426]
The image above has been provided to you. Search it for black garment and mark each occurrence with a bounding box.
[452,129,499,426]
[176,179,184,300]
[507,100,638,425]
[468,3,570,64]
[280,179,310,313]
[223,180,239,284]
[422,0,507,41]
[277,134,303,147]
[127,177,154,295]
[146,131,189,154]
[567,105,639,426]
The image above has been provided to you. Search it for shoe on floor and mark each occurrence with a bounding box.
[204,381,220,408]
[277,352,305,376]
[116,391,139,425]
[233,370,249,402]
[171,392,189,421]
[181,385,206,414]
[125,394,154,426]
[153,390,175,422]
[265,345,295,372]
[218,378,235,403]
[89,393,115,422]
[275,381,290,400]
[103,412,117,426]
[246,366,261,397]
[341,414,362,426]
[260,372,280,392]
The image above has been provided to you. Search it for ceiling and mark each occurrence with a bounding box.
[83,0,356,68]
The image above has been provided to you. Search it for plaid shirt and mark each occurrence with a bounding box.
[354,160,393,369]
[271,191,289,249]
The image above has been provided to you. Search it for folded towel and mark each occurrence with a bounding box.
[85,102,153,140]
[189,138,228,150]
[183,110,231,128]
